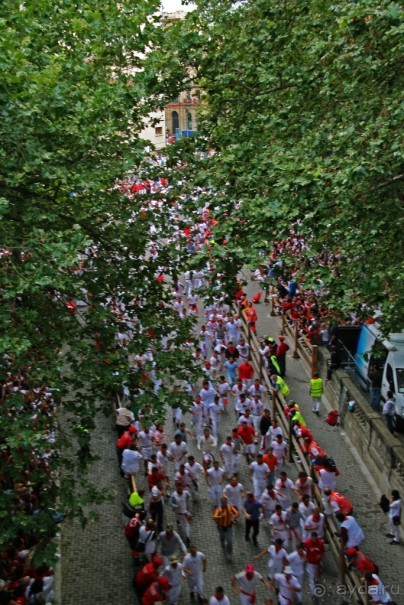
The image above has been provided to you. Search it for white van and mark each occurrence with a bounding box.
[355,323,404,430]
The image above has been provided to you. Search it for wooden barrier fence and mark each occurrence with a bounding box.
[236,305,368,604]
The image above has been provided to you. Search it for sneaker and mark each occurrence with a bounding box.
[386,533,394,538]
[245,536,250,541]
[390,540,399,545]
[190,592,195,600]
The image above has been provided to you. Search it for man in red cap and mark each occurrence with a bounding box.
[345,548,378,575]
[231,563,270,604]
[135,556,163,596]
[276,336,289,378]
[142,576,171,604]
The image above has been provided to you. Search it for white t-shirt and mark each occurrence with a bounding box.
[121,449,142,474]
[250,461,270,480]
[207,467,225,486]
[287,551,305,576]
[163,563,184,587]
[183,551,206,575]
[185,461,203,480]
[209,597,231,605]
[138,430,153,449]
[235,571,263,592]
[169,441,188,462]
[223,483,244,509]
[274,573,301,600]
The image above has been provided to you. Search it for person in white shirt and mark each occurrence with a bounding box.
[200,381,217,416]
[121,445,143,478]
[237,338,250,361]
[273,567,302,605]
[363,572,393,604]
[137,427,154,475]
[223,476,244,512]
[261,486,279,521]
[275,472,297,509]
[303,509,325,540]
[191,396,205,441]
[235,394,252,417]
[249,395,265,433]
[226,317,241,345]
[318,465,338,493]
[209,586,231,605]
[216,376,231,406]
[183,546,207,601]
[185,456,204,502]
[286,545,306,602]
[299,495,316,535]
[295,471,314,500]
[255,538,288,580]
[168,435,188,471]
[209,396,225,441]
[170,485,191,544]
[231,564,270,605]
[220,436,239,478]
[163,555,191,605]
[198,427,217,469]
[269,506,290,547]
[249,454,270,499]
[271,435,287,474]
[387,489,401,545]
[157,444,170,476]
[206,460,225,507]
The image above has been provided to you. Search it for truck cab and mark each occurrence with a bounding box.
[355,323,404,431]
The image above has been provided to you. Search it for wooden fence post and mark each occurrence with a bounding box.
[259,353,263,382]
[272,388,278,421]
[312,345,318,375]
[293,320,299,359]
[281,307,286,335]
[288,417,294,463]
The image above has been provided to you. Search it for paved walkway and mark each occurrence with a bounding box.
[60,277,404,605]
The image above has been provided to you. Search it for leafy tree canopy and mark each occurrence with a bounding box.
[158,0,403,331]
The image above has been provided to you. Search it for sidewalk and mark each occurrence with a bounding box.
[244,277,404,596]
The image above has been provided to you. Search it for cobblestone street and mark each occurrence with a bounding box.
[60,276,404,605]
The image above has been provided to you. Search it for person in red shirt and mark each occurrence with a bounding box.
[116,426,137,469]
[147,467,168,491]
[142,577,171,605]
[244,302,258,332]
[135,557,163,596]
[237,421,256,463]
[304,532,325,598]
[345,548,378,575]
[238,359,255,385]
[276,336,289,378]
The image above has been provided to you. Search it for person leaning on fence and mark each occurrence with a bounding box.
[382,391,396,435]
[270,374,290,400]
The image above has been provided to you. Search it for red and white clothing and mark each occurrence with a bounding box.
[274,572,301,605]
[267,544,288,578]
[269,510,289,546]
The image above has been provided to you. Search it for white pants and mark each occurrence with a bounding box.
[252,478,267,499]
[211,415,220,440]
[272,529,289,549]
[290,526,302,550]
[390,517,400,542]
[187,572,203,596]
[252,415,261,433]
[306,562,319,594]
[209,485,222,507]
[176,513,190,539]
[168,584,182,605]
[172,407,182,424]
[193,415,203,441]
[240,594,255,605]
[312,397,321,412]
[223,458,234,478]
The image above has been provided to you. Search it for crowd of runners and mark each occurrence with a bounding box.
[111,183,401,605]
[1,168,401,605]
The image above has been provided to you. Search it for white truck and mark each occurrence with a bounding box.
[354,322,404,430]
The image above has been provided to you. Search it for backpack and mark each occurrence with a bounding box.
[325,410,339,426]
[379,494,390,513]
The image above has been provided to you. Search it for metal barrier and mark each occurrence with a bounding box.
[236,305,368,604]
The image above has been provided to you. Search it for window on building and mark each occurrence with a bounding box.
[155,126,163,136]
[187,110,193,131]
[172,111,179,133]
